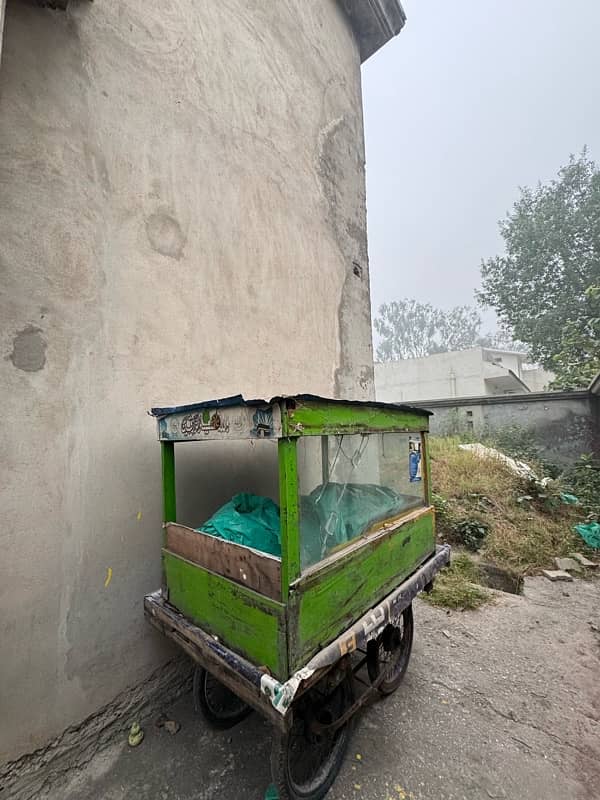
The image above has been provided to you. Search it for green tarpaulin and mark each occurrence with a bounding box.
[197,493,281,556]
[574,521,600,549]
[300,483,418,567]
[198,484,420,564]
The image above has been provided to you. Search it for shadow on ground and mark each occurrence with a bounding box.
[59,577,600,800]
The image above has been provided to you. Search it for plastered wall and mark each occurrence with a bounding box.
[0,0,374,761]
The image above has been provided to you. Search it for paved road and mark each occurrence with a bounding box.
[59,577,600,800]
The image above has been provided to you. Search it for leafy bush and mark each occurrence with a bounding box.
[431,492,449,517]
[453,519,489,551]
[561,454,600,520]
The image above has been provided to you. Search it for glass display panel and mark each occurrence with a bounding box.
[297,432,426,570]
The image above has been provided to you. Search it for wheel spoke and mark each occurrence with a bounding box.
[194,667,251,728]
[284,676,352,794]
[366,606,414,695]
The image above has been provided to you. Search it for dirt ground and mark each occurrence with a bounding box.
[55,576,600,800]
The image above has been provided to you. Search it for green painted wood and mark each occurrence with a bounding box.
[282,399,429,437]
[161,441,176,524]
[278,438,300,597]
[163,550,288,678]
[287,509,436,672]
[422,433,432,504]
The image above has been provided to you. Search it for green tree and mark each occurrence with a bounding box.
[374,299,487,361]
[550,286,600,389]
[478,149,600,376]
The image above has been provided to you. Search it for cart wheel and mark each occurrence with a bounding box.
[367,604,414,695]
[270,673,353,800]
[193,666,252,729]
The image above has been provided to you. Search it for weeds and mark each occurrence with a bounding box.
[454,519,489,551]
[483,424,560,477]
[424,554,491,610]
[561,454,600,520]
[427,436,594,605]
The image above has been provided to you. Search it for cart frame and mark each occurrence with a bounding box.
[151,394,442,682]
[144,542,449,731]
[146,393,450,798]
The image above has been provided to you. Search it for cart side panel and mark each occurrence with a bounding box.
[283,399,428,436]
[163,551,288,679]
[286,508,435,672]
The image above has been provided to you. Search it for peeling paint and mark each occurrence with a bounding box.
[145,210,186,260]
[9,326,47,372]
[316,111,372,401]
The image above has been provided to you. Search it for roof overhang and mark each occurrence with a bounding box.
[339,0,407,62]
[150,393,431,418]
[3,2,406,66]
[484,367,531,395]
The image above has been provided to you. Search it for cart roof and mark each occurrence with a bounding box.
[150,393,431,418]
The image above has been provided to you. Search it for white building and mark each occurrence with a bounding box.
[375,347,554,403]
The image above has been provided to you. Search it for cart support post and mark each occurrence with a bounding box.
[278,437,300,597]
[321,435,329,484]
[161,441,176,525]
[422,432,432,505]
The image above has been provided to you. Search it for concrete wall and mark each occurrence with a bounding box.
[376,349,493,402]
[0,0,375,763]
[374,348,546,402]
[481,349,523,378]
[521,366,554,392]
[0,0,5,62]
[425,392,597,466]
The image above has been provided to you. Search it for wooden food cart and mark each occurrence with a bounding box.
[144,394,450,799]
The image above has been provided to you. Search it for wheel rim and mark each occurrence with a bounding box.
[369,608,413,689]
[203,671,249,721]
[285,679,351,796]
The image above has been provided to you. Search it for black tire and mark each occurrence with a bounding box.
[366,604,414,695]
[193,666,252,729]
[271,674,353,800]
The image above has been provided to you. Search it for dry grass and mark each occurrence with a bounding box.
[424,437,595,609]
[429,436,588,574]
[424,553,491,610]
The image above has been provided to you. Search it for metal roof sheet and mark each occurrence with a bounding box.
[150,393,432,418]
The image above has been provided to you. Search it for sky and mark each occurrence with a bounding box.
[362,0,600,333]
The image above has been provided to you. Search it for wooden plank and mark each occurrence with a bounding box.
[163,551,288,679]
[287,508,435,672]
[165,523,281,601]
